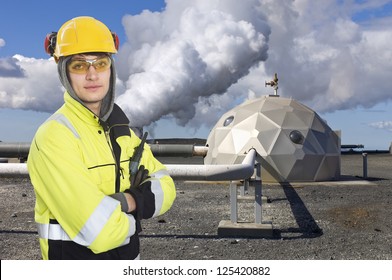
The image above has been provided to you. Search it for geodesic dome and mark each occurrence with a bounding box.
[204,95,341,182]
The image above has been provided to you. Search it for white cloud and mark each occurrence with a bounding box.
[0,55,62,111]
[0,38,5,47]
[1,0,392,137]
[116,0,270,128]
[0,57,26,77]
[368,121,392,132]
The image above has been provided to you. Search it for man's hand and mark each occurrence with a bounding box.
[110,165,150,214]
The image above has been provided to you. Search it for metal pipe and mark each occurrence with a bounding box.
[362,152,368,179]
[150,144,208,157]
[341,144,364,149]
[167,149,256,180]
[0,149,257,181]
[0,142,208,158]
[0,163,28,177]
[0,142,30,158]
[230,181,238,223]
[192,146,209,157]
[254,163,262,224]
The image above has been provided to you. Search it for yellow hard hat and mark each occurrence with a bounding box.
[46,16,119,61]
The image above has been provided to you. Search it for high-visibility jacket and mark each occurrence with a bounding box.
[27,92,176,259]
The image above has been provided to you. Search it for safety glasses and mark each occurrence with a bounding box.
[67,56,111,74]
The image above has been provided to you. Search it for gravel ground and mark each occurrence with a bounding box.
[1,153,391,260]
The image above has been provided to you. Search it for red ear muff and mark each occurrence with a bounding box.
[44,32,57,56]
[111,32,119,51]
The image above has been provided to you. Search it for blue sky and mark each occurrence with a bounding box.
[0,0,391,150]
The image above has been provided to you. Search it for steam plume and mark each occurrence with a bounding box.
[115,0,270,128]
[0,0,391,137]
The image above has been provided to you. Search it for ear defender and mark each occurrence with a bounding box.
[111,31,120,51]
[44,32,57,56]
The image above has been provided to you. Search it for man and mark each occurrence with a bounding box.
[27,16,176,260]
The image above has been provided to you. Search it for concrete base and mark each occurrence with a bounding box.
[218,220,274,238]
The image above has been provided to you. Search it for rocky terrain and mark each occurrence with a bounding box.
[1,153,391,260]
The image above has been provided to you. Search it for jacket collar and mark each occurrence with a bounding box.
[63,91,101,126]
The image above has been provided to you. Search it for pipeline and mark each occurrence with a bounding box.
[0,149,256,181]
[166,149,256,180]
[0,142,208,158]
[0,142,30,159]
[150,144,208,157]
[0,163,28,177]
[341,144,364,149]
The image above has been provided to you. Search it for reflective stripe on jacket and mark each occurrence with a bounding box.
[27,92,176,259]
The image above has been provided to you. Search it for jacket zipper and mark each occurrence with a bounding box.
[104,128,122,187]
[104,124,125,192]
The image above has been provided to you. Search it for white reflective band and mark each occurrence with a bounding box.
[37,209,136,247]
[37,196,119,246]
[150,179,164,217]
[37,223,72,242]
[74,196,119,245]
[47,113,80,139]
[151,169,169,179]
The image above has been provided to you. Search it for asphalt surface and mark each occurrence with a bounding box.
[1,153,391,260]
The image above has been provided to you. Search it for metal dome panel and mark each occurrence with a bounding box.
[205,95,340,182]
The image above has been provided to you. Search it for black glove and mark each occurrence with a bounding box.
[130,165,150,188]
[125,165,154,232]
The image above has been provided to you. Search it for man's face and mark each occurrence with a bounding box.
[68,53,111,114]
